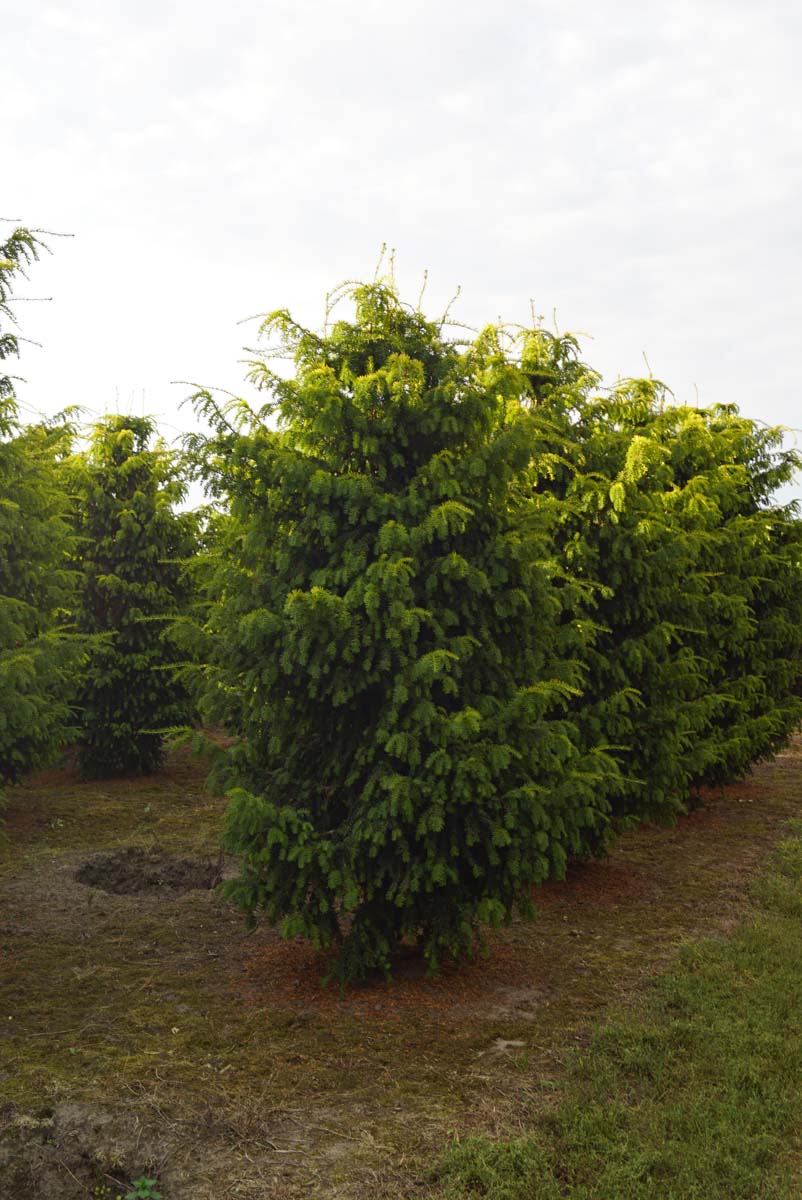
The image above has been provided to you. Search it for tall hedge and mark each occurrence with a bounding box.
[71,415,197,777]
[189,284,616,981]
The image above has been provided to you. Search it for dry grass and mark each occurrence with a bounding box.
[2,739,801,1198]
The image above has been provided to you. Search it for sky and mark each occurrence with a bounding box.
[5,0,802,498]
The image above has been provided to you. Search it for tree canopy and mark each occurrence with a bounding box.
[0,227,84,789]
[70,414,197,777]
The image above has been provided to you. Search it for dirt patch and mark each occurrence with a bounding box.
[74,846,221,895]
[3,738,802,1199]
[0,1102,164,1200]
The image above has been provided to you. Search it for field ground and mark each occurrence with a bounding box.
[2,739,802,1198]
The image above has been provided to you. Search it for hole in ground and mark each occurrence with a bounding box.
[74,846,221,895]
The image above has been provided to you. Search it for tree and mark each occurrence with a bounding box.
[0,226,84,790]
[661,403,802,785]
[185,276,802,981]
[522,329,802,826]
[1,226,41,403]
[188,282,616,982]
[71,415,197,777]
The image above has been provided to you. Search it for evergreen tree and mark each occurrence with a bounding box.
[186,278,802,980]
[189,282,616,982]
[71,415,197,777]
[1,226,41,403]
[660,404,802,784]
[524,330,802,826]
[0,227,84,788]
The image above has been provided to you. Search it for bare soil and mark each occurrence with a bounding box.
[74,846,222,895]
[1,739,801,1198]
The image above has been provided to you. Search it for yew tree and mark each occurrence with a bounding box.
[190,283,615,981]
[0,227,84,789]
[72,415,197,776]
[522,329,802,825]
[662,403,802,785]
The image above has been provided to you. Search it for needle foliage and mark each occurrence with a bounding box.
[523,328,802,827]
[184,277,802,982]
[71,415,197,777]
[0,227,85,788]
[187,282,616,981]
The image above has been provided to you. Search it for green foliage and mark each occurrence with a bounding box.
[0,227,85,790]
[522,330,802,827]
[185,275,802,982]
[431,829,802,1199]
[661,405,802,786]
[188,282,616,981]
[71,415,197,777]
[125,1178,163,1200]
[0,225,41,403]
[0,413,84,785]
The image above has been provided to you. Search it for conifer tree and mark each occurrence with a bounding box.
[661,404,802,784]
[188,281,616,981]
[187,277,802,979]
[522,330,802,825]
[71,415,197,777]
[0,227,84,788]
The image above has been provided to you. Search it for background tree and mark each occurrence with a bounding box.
[661,403,802,786]
[0,226,84,791]
[71,414,197,777]
[522,329,802,828]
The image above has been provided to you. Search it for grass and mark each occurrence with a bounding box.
[2,740,802,1197]
[430,824,802,1199]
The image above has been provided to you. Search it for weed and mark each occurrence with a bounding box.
[509,1047,531,1072]
[126,1179,163,1200]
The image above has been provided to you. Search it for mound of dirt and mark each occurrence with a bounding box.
[74,846,221,895]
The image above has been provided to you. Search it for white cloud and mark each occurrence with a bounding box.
[3,0,801,497]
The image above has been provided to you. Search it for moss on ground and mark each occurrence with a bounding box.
[2,741,801,1197]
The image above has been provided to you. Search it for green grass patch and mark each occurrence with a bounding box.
[431,825,802,1199]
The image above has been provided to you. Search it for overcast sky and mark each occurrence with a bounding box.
[6,0,802,496]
